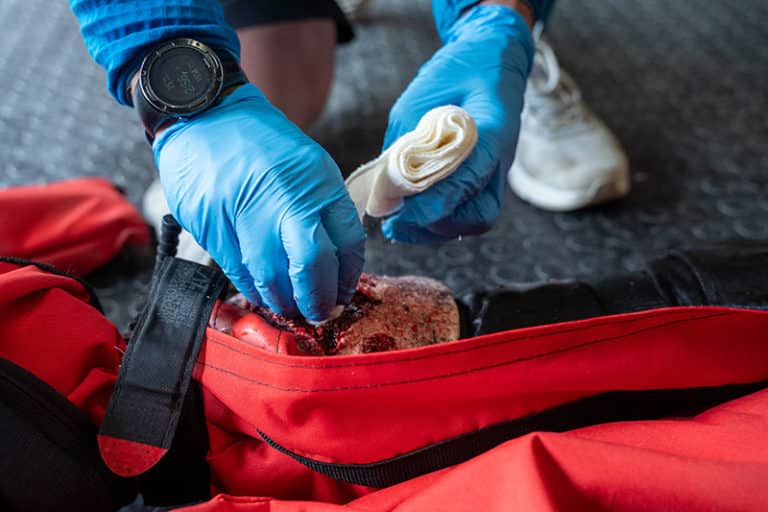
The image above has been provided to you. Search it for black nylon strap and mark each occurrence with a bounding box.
[99,257,226,459]
[259,379,768,488]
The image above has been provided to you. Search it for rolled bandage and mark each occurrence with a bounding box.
[345,105,478,220]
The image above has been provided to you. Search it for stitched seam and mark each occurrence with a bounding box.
[212,302,222,328]
[196,312,735,392]
[207,309,699,369]
[204,309,737,370]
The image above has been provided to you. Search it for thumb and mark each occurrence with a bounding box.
[383,92,438,151]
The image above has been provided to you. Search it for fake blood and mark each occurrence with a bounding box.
[216,273,460,356]
[254,277,380,355]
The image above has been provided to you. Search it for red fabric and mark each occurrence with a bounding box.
[98,435,169,477]
[209,301,300,355]
[195,307,768,501]
[2,250,768,511]
[0,260,121,424]
[0,177,149,275]
[180,387,768,511]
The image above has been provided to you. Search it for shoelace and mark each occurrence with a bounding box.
[525,38,592,133]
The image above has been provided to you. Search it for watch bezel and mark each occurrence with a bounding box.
[138,38,225,116]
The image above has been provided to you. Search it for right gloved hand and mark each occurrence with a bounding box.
[380,5,534,244]
[153,84,366,322]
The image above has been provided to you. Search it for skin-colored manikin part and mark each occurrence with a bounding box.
[210,274,460,356]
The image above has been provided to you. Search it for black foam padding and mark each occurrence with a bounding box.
[470,282,606,335]
[591,272,667,314]
[464,245,768,336]
[651,244,768,308]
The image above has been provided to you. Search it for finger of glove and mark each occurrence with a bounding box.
[321,199,366,305]
[235,216,299,318]
[204,221,264,308]
[158,167,267,308]
[426,164,505,238]
[383,136,497,232]
[380,217,456,244]
[281,214,341,322]
[225,261,268,309]
[382,166,504,243]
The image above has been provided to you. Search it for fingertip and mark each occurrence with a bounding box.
[294,267,338,322]
[282,217,340,322]
[381,211,425,243]
[248,268,301,319]
[337,288,356,307]
[428,170,505,238]
[320,200,366,307]
[225,267,260,306]
[337,250,364,304]
[388,181,458,231]
[382,215,451,245]
[337,261,363,305]
[267,298,300,319]
[296,279,338,322]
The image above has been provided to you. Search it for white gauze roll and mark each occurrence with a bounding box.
[345,105,478,220]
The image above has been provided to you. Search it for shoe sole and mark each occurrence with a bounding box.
[508,160,630,212]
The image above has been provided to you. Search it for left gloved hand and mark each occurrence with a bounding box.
[382,5,534,243]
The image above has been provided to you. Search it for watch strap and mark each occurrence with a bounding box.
[220,56,247,90]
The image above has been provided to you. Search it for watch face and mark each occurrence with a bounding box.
[147,46,217,108]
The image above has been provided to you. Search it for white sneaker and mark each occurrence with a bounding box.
[142,179,212,266]
[509,37,630,211]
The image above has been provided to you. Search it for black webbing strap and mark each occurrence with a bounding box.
[98,256,227,478]
[258,379,768,489]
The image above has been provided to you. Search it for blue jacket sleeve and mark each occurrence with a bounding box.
[432,0,555,40]
[69,0,240,106]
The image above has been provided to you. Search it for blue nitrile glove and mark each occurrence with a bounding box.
[382,5,534,243]
[153,84,366,322]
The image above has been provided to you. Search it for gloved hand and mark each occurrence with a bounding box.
[382,5,534,243]
[153,84,366,322]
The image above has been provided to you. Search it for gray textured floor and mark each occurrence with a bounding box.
[1,0,767,330]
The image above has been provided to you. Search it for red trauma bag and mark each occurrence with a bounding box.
[0,256,768,511]
[2,254,768,511]
[1,182,767,510]
[0,258,135,511]
[0,177,148,477]
[0,177,149,276]
[94,254,768,511]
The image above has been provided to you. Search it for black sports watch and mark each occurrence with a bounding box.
[131,38,247,142]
